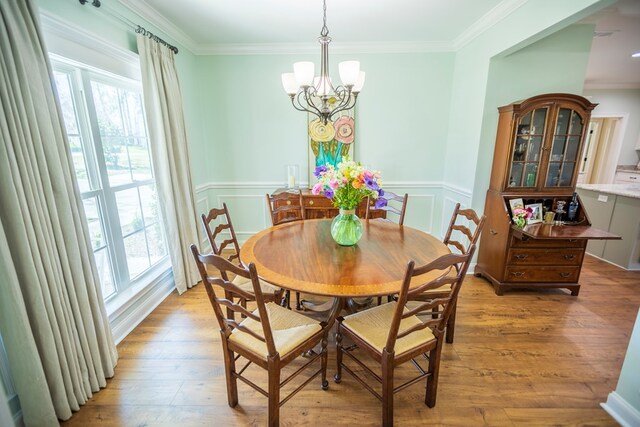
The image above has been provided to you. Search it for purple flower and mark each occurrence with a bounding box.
[364,176,379,191]
[314,165,327,178]
[377,189,385,197]
[324,189,334,199]
[374,197,388,209]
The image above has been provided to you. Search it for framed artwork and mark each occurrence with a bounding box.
[525,202,543,224]
[307,106,355,187]
[508,198,524,216]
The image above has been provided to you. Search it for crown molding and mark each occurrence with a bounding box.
[117,0,197,53]
[453,0,528,50]
[192,40,454,56]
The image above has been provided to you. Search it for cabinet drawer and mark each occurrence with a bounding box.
[303,196,333,208]
[508,248,584,265]
[505,266,580,283]
[510,236,585,249]
[614,171,640,183]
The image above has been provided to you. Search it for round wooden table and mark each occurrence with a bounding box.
[241,219,450,299]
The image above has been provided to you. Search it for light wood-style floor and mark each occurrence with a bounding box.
[62,255,640,426]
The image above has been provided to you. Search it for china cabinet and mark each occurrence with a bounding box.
[476,93,620,296]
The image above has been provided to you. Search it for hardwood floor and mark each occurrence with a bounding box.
[62,255,640,426]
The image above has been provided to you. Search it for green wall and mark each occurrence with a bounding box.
[472,23,596,208]
[194,52,455,185]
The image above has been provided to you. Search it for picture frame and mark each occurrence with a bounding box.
[525,202,543,224]
[508,198,524,216]
[307,106,355,188]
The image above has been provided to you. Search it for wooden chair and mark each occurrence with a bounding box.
[266,191,305,310]
[365,191,408,225]
[412,203,485,343]
[190,245,330,427]
[334,246,475,426]
[201,204,283,308]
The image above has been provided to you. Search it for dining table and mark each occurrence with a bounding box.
[240,218,451,321]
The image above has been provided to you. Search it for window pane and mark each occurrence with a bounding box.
[82,197,106,250]
[129,138,153,182]
[147,224,167,265]
[53,71,79,135]
[95,247,115,298]
[102,136,132,186]
[139,184,159,226]
[124,231,151,279]
[69,136,91,192]
[91,81,125,137]
[116,188,143,236]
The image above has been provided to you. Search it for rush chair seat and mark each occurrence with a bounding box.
[334,246,475,426]
[201,204,282,309]
[410,203,485,343]
[190,245,330,427]
[266,191,305,310]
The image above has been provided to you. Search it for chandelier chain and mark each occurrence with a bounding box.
[320,0,329,37]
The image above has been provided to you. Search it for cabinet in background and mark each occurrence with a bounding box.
[271,189,382,221]
[476,93,620,296]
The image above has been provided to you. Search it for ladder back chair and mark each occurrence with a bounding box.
[412,203,485,343]
[190,245,330,427]
[201,204,283,311]
[266,191,305,310]
[334,246,476,427]
[365,191,408,225]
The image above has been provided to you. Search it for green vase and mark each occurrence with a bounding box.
[331,209,363,246]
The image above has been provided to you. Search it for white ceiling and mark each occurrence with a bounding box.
[118,0,640,88]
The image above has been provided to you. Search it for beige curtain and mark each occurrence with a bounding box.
[137,34,200,294]
[0,1,117,425]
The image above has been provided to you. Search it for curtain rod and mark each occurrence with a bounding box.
[78,0,179,55]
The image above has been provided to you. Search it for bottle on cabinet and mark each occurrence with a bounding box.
[567,192,579,221]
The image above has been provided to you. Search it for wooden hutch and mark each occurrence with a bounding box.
[475,93,620,296]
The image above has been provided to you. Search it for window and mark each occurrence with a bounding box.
[52,58,168,301]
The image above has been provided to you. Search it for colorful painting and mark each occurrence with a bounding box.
[307,108,355,187]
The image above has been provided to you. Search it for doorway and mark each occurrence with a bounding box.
[577,116,622,184]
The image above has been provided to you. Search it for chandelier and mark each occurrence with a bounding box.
[281,0,365,125]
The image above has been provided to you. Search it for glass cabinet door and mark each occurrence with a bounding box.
[507,107,547,188]
[544,108,584,187]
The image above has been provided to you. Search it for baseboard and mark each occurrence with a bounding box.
[109,271,175,344]
[601,391,640,427]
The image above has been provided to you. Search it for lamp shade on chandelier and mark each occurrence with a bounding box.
[282,0,365,124]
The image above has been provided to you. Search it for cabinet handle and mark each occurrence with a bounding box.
[286,200,291,205]
[568,239,577,243]
[510,271,525,277]
[514,254,528,260]
[630,176,637,180]
[490,229,498,235]
[309,200,314,205]
[563,254,576,261]
[559,272,571,278]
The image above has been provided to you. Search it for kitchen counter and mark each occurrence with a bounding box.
[577,183,640,199]
[577,187,640,271]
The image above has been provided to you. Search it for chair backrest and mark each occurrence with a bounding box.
[266,191,305,226]
[365,191,408,225]
[385,245,476,353]
[190,244,277,356]
[201,203,242,267]
[443,203,485,257]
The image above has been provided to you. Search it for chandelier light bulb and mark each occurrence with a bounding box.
[281,73,299,95]
[353,71,366,93]
[293,61,314,87]
[338,61,360,87]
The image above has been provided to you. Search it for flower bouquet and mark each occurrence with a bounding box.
[512,206,533,229]
[311,157,385,245]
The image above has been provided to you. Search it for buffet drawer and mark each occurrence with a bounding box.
[510,236,586,249]
[505,266,580,282]
[508,248,584,265]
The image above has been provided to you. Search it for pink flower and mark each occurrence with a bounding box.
[329,179,339,189]
[311,182,323,195]
[333,116,355,144]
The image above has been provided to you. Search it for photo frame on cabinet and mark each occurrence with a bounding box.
[508,198,524,216]
[525,202,543,224]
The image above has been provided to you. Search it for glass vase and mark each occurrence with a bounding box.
[331,209,363,246]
